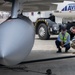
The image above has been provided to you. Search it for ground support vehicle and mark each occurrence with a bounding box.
[35,18,59,40]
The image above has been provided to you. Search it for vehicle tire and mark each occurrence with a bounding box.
[38,23,50,40]
[66,22,75,39]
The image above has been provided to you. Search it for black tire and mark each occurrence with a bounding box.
[66,22,75,39]
[38,23,50,40]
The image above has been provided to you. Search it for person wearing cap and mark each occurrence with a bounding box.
[55,26,70,53]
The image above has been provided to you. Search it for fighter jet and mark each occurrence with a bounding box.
[0,0,69,66]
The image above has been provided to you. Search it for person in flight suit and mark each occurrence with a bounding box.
[55,26,70,53]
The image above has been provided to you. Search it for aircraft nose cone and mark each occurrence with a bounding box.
[0,18,35,66]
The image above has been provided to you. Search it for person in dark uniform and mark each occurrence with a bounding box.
[48,13,55,22]
[55,26,70,53]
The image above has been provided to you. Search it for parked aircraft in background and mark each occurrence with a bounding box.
[53,1,75,19]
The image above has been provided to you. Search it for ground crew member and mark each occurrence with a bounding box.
[71,36,75,49]
[55,26,70,53]
[49,13,55,22]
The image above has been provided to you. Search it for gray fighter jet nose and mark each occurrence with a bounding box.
[0,18,35,66]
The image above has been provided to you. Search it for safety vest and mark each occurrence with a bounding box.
[59,32,69,43]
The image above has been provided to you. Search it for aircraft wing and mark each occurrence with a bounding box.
[0,0,65,12]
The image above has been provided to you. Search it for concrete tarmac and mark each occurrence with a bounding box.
[26,35,75,61]
[0,35,75,75]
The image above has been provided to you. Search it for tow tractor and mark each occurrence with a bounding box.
[35,18,59,40]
